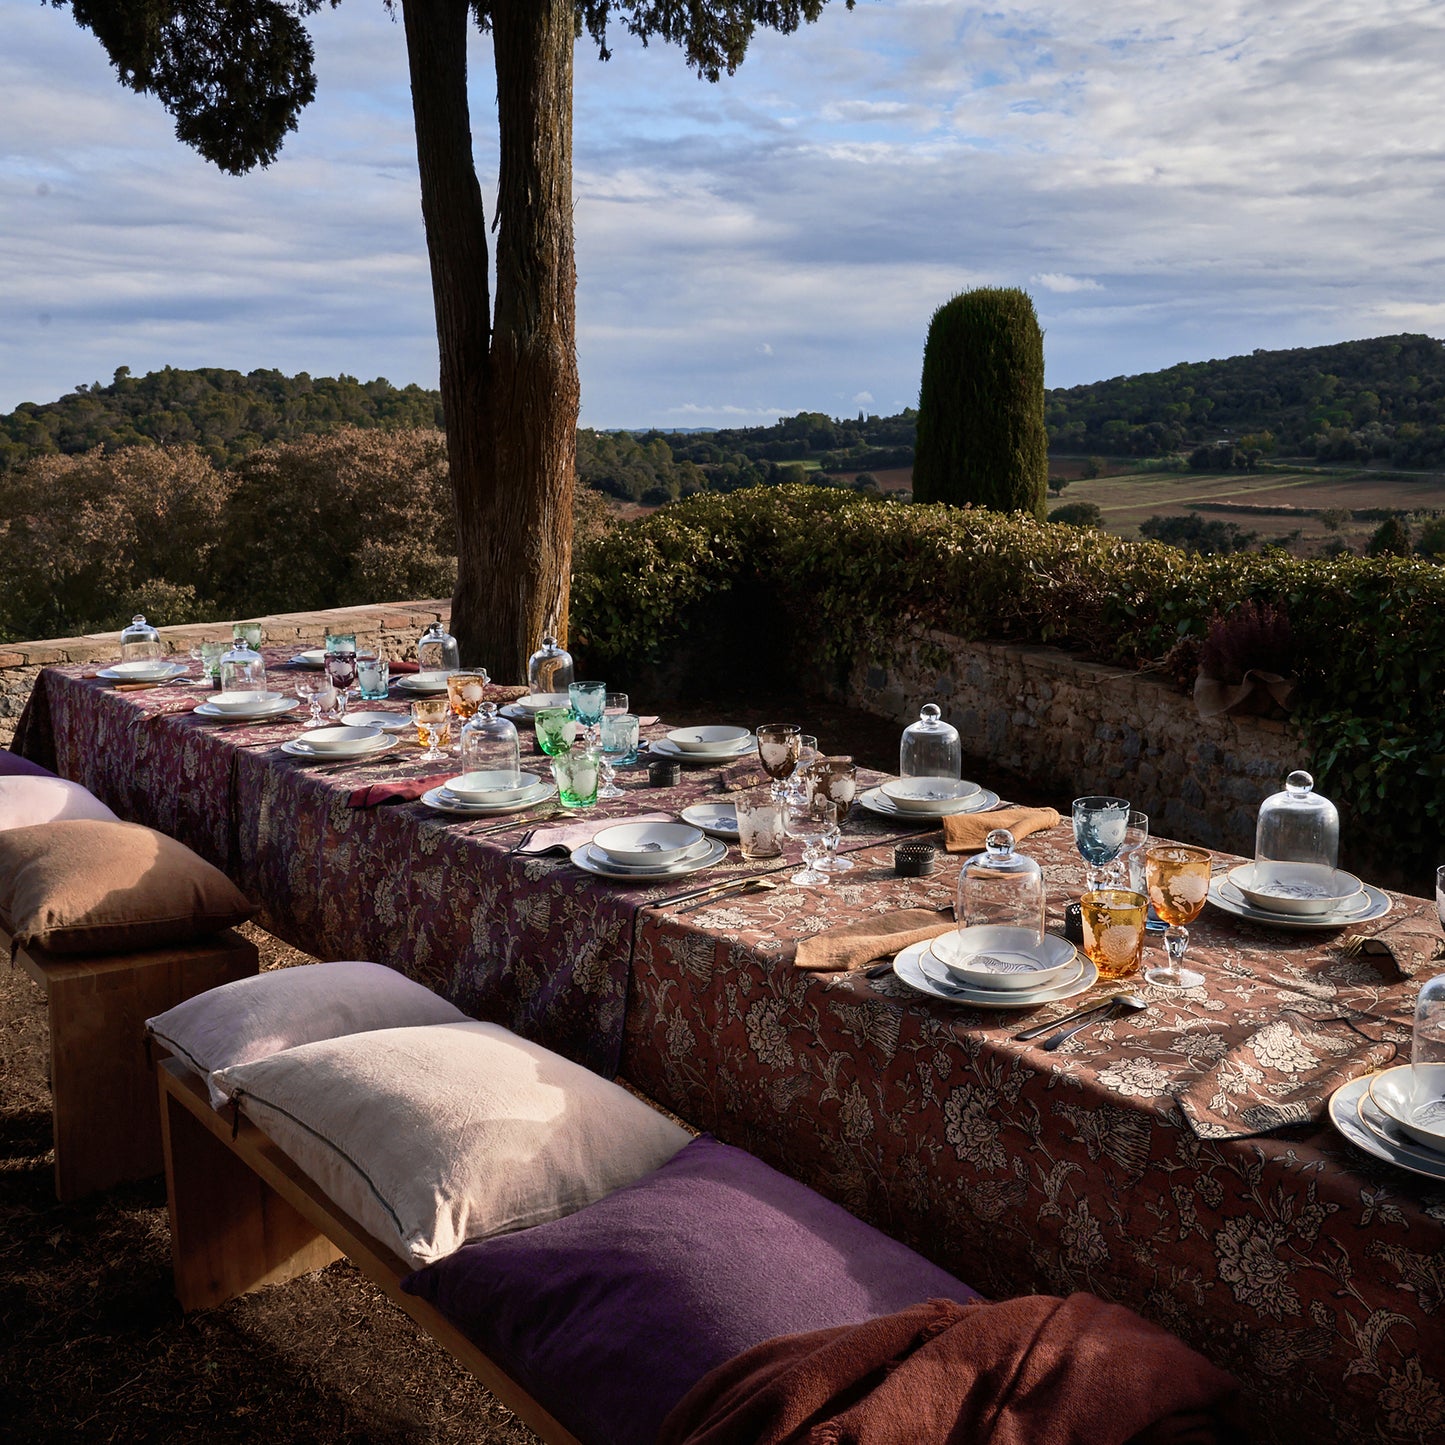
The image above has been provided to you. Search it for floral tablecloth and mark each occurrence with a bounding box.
[18,662,1445,1442]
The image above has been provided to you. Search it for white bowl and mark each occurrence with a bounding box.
[593,821,705,865]
[111,659,175,678]
[927,926,1076,991]
[1227,862,1363,916]
[880,776,982,813]
[444,770,541,803]
[406,670,453,689]
[664,725,752,755]
[1368,1064,1445,1153]
[211,690,282,714]
[517,692,572,714]
[302,725,383,753]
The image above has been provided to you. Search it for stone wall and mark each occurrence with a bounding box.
[849,631,1300,859]
[0,600,452,750]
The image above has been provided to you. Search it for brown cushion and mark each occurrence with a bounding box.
[0,820,254,954]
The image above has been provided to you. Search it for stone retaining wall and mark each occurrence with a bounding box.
[0,600,452,749]
[848,631,1300,860]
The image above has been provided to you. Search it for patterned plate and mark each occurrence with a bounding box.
[1327,1075,1445,1182]
[679,803,740,840]
[571,836,728,881]
[859,787,1000,821]
[893,939,1097,1009]
[1208,877,1392,931]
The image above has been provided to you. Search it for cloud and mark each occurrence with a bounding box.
[1033,274,1104,294]
[852,391,875,408]
[757,342,774,356]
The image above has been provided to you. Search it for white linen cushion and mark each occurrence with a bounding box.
[0,776,119,831]
[147,959,469,1108]
[213,1020,692,1269]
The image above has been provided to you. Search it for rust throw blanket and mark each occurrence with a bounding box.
[659,1294,1244,1445]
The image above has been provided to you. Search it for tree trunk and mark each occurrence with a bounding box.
[482,0,579,676]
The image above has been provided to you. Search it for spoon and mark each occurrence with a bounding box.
[1040,992,1147,1052]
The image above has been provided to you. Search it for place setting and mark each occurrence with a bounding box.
[646,725,758,765]
[569,821,728,882]
[420,768,558,817]
[192,688,300,724]
[280,723,400,764]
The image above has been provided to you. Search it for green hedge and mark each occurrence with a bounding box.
[573,486,1444,875]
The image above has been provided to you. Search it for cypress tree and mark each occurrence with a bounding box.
[913,288,1048,520]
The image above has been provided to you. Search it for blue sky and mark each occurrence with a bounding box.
[3,1,1444,427]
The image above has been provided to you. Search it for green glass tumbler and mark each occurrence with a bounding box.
[535,707,576,757]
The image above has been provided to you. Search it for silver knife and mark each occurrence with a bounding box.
[1013,987,1128,1042]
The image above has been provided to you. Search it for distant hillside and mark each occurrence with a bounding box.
[1045,333,1445,468]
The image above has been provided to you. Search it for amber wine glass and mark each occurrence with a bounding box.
[756,724,802,801]
[1144,845,1212,988]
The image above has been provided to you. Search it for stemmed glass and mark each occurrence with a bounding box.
[325,650,358,718]
[569,681,606,742]
[1072,796,1131,888]
[815,756,856,873]
[294,676,325,729]
[785,791,835,887]
[411,698,450,763]
[756,724,802,801]
[187,643,207,682]
[597,694,631,801]
[1436,865,1444,934]
[1144,844,1212,988]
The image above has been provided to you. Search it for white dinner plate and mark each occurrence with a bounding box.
[394,674,451,695]
[1327,1075,1445,1183]
[1207,876,1392,931]
[420,782,557,816]
[193,698,299,722]
[280,735,398,763]
[858,786,1000,821]
[340,710,412,733]
[589,836,713,873]
[679,803,741,840]
[648,737,758,764]
[289,649,378,669]
[96,662,187,683]
[927,926,1078,990]
[893,938,1097,1008]
[1367,1064,1445,1153]
[571,835,728,881]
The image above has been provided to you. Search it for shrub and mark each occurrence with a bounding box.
[913,288,1047,520]
[1050,502,1103,528]
[1367,515,1411,557]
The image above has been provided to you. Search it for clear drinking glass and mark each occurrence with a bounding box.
[535,707,577,757]
[756,724,802,801]
[199,640,227,684]
[294,676,324,728]
[357,656,390,700]
[785,792,835,886]
[599,713,639,799]
[814,756,856,873]
[233,622,264,650]
[1102,810,1150,892]
[325,650,358,716]
[551,741,600,808]
[1144,844,1212,988]
[325,631,356,655]
[1073,796,1131,888]
[1437,864,1445,935]
[569,681,606,739]
[1080,888,1148,981]
[735,787,785,860]
[411,698,450,762]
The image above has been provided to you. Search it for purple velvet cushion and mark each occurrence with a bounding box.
[0,749,54,780]
[402,1133,980,1445]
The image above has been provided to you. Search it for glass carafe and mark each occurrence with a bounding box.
[459,703,521,785]
[119,614,162,664]
[1254,770,1341,895]
[528,634,575,694]
[219,637,267,695]
[900,703,962,780]
[956,828,1045,944]
[418,621,461,674]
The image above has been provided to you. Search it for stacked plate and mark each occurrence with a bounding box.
[395,670,453,695]
[649,726,756,764]
[97,660,188,684]
[571,821,726,880]
[893,926,1095,1008]
[281,725,397,762]
[422,774,556,815]
[500,692,572,721]
[290,649,379,669]
[860,780,999,820]
[1208,872,1391,931]
[194,690,297,722]
[340,710,411,734]
[1329,1065,1445,1182]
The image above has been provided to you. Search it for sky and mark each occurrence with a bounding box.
[2,1,1444,429]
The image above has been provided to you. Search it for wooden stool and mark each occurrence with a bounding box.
[10,927,258,1200]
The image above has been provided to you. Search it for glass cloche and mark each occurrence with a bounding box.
[459,703,521,784]
[1253,770,1341,895]
[900,703,962,780]
[956,829,1045,942]
[418,621,460,674]
[528,634,575,693]
[218,634,266,695]
[119,614,162,664]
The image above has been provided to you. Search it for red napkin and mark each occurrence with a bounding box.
[347,774,452,808]
[388,659,420,674]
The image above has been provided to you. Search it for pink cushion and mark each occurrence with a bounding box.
[0,776,119,831]
[0,749,53,780]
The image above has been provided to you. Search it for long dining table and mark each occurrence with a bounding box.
[14,657,1445,1445]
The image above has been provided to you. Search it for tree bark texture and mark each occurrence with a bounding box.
[401,0,579,678]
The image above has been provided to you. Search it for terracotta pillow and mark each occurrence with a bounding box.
[0,819,254,954]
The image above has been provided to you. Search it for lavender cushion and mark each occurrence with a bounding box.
[0,749,54,780]
[402,1134,980,1445]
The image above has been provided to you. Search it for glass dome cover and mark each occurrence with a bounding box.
[418,621,461,674]
[1254,770,1340,886]
[900,703,962,780]
[219,636,266,695]
[528,634,575,693]
[459,703,521,784]
[956,828,1045,942]
[119,614,162,663]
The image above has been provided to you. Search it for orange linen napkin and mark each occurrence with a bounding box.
[942,806,1060,854]
[347,774,453,808]
[794,908,954,973]
[1348,914,1445,982]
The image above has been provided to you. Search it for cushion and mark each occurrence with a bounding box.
[402,1133,982,1445]
[213,1021,691,1270]
[0,748,54,780]
[0,776,119,831]
[0,819,254,954]
[148,959,471,1109]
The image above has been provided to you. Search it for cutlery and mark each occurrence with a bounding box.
[1040,993,1148,1052]
[468,807,578,837]
[1013,987,1131,1042]
[673,878,779,913]
[649,867,791,911]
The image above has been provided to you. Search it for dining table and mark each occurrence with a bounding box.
[13,655,1445,1445]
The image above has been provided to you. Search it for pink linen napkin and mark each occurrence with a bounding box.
[347,774,452,808]
[517,811,676,856]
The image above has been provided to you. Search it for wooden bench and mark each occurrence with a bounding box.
[156,1056,581,1445]
[11,927,257,1200]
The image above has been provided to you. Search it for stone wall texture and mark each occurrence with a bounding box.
[848,631,1300,860]
[0,600,452,750]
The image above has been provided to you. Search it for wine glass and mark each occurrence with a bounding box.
[1144,844,1212,988]
[1436,864,1444,935]
[756,724,802,801]
[1072,796,1130,888]
[411,698,450,763]
[294,676,324,729]
[814,756,856,873]
[325,650,358,718]
[187,642,207,682]
[597,701,633,801]
[568,681,606,742]
[785,791,835,887]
